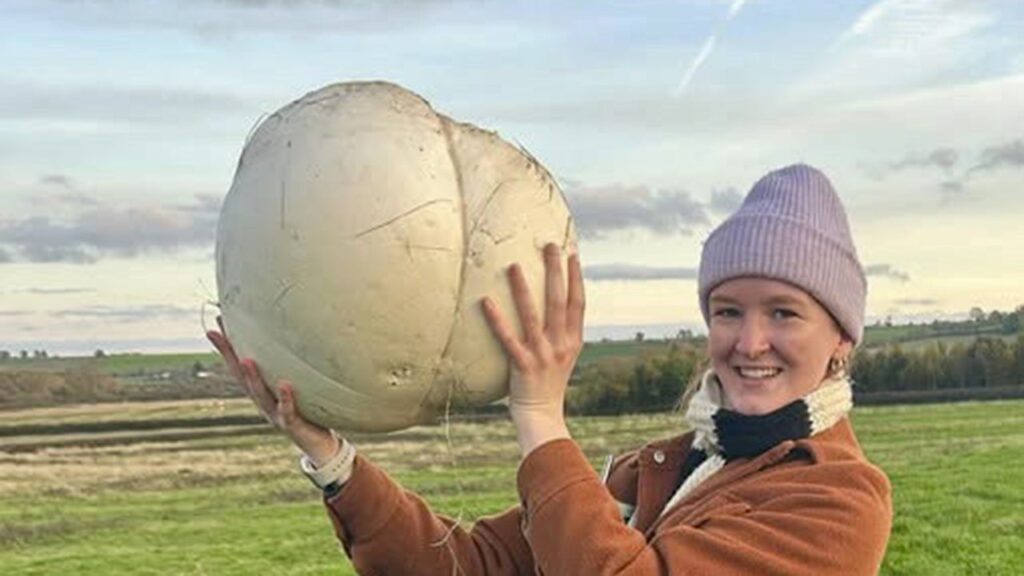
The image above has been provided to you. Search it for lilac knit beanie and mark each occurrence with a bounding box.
[698,164,867,344]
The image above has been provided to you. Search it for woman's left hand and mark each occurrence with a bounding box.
[481,242,585,457]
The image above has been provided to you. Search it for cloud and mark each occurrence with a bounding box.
[51,304,195,322]
[585,264,697,282]
[0,82,247,126]
[837,0,993,49]
[20,0,477,39]
[804,0,996,101]
[43,191,104,208]
[16,245,96,264]
[886,139,1024,197]
[726,0,749,21]
[674,35,717,96]
[22,287,97,295]
[0,247,10,263]
[40,174,73,188]
[891,147,958,172]
[33,174,103,207]
[865,138,1023,196]
[565,184,709,240]
[939,179,964,196]
[893,298,940,306]
[968,138,1024,175]
[862,146,959,180]
[708,187,743,215]
[840,0,901,40]
[864,263,911,282]
[672,0,750,96]
[0,194,221,263]
[0,310,32,317]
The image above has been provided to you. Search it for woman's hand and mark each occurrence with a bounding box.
[482,243,585,457]
[206,317,340,466]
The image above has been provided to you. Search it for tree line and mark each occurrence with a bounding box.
[852,335,1024,392]
[565,335,1024,415]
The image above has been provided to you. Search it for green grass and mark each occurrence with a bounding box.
[871,332,1020,353]
[0,353,219,377]
[861,320,1015,349]
[3,343,646,379]
[96,353,220,375]
[1,401,1022,575]
[578,340,679,364]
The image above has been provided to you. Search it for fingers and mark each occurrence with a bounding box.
[508,263,544,343]
[209,317,319,437]
[543,243,567,338]
[240,358,279,418]
[487,244,583,364]
[206,328,244,382]
[481,297,531,369]
[277,381,300,427]
[565,252,585,343]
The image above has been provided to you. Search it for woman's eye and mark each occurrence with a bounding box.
[713,307,740,318]
[773,308,798,320]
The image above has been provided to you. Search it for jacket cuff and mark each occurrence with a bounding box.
[516,438,597,523]
[323,454,402,546]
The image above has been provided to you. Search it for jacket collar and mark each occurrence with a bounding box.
[627,418,858,533]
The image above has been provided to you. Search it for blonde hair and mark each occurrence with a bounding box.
[676,355,711,414]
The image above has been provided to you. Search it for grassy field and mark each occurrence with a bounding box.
[860,320,1012,349]
[1,399,1021,575]
[872,332,1020,353]
[0,353,220,376]
[0,342,668,376]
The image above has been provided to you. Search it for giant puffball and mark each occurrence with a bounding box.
[216,81,577,433]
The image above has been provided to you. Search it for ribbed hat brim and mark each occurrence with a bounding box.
[698,213,867,343]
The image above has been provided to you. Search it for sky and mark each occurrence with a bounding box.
[2,0,1023,355]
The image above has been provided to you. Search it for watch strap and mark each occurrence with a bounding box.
[299,437,356,492]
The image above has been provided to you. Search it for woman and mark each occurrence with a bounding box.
[208,163,892,575]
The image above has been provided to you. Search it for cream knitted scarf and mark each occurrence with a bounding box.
[627,370,853,527]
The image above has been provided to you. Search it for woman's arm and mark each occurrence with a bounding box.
[481,242,584,458]
[207,321,533,575]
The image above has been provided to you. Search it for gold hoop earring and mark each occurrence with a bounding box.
[827,356,849,378]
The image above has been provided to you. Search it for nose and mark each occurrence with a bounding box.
[735,317,770,358]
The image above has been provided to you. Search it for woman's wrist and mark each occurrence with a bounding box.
[511,410,571,457]
[299,437,356,492]
[296,428,342,467]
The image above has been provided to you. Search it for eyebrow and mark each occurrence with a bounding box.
[764,295,807,307]
[708,295,739,305]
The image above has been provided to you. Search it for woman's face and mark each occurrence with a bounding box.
[707,277,852,415]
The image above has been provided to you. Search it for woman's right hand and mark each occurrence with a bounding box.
[206,316,341,466]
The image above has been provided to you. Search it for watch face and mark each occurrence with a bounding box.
[322,482,343,498]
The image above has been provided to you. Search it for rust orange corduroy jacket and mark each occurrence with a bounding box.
[324,417,892,575]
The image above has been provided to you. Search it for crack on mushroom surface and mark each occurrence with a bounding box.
[352,198,455,239]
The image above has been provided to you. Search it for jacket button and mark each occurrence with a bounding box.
[653,450,666,464]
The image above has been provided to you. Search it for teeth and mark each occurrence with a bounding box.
[736,367,782,379]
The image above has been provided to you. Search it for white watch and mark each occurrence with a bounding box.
[299,437,356,493]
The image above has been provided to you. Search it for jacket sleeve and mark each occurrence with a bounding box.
[518,439,892,576]
[322,454,534,575]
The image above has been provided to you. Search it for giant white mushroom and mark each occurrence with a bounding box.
[216,81,577,432]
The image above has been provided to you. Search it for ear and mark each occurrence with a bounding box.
[834,335,854,360]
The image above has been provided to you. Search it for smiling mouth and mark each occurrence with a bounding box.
[733,366,783,380]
